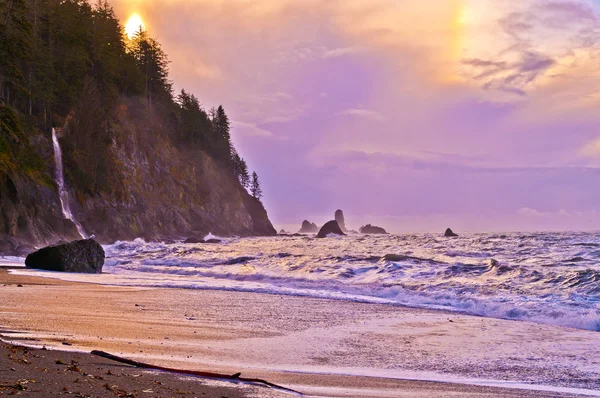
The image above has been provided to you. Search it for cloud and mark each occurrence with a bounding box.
[517,207,545,217]
[231,121,275,138]
[193,62,223,80]
[107,0,600,230]
[580,137,600,157]
[517,207,581,218]
[464,52,556,96]
[323,46,365,59]
[338,108,386,122]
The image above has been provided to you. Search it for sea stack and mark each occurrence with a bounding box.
[359,224,388,234]
[25,239,105,273]
[445,228,459,237]
[335,209,347,232]
[299,220,318,233]
[317,220,346,238]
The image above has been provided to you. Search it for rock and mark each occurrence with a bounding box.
[383,254,409,262]
[299,220,318,233]
[316,220,346,238]
[25,239,105,273]
[223,256,255,265]
[359,224,388,234]
[279,229,289,234]
[184,237,205,244]
[335,209,347,232]
[445,228,459,237]
[205,238,221,244]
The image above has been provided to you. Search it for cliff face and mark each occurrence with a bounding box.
[0,101,276,250]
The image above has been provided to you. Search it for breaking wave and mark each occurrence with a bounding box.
[17,232,600,331]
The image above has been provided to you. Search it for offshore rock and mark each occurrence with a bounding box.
[25,239,105,273]
[335,209,347,232]
[359,224,388,234]
[299,220,318,233]
[184,237,205,244]
[445,228,459,237]
[317,221,346,238]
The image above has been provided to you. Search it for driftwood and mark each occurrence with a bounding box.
[91,350,303,395]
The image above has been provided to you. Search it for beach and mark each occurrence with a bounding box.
[1,268,599,397]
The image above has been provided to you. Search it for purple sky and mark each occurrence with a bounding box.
[113,0,600,232]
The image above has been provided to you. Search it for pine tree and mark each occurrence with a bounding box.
[239,158,250,189]
[251,171,262,199]
[128,27,171,106]
[230,147,250,189]
[0,0,32,106]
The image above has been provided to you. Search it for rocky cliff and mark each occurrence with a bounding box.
[0,100,276,251]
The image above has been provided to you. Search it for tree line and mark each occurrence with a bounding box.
[0,0,263,199]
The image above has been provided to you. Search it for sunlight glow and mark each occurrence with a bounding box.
[125,13,145,39]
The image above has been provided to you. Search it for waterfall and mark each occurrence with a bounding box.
[52,128,87,239]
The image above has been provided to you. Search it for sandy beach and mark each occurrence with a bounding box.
[1,268,599,397]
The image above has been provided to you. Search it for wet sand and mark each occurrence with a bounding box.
[1,269,599,397]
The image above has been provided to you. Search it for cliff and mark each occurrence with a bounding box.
[0,100,276,252]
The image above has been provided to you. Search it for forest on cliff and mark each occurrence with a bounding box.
[0,0,275,247]
[0,0,260,194]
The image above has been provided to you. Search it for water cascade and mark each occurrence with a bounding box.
[52,128,87,239]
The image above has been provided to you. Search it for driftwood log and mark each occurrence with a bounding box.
[91,350,303,395]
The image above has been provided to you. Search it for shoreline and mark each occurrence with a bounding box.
[2,269,599,397]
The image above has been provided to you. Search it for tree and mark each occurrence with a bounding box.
[0,0,31,106]
[128,27,171,106]
[176,88,211,146]
[230,147,249,188]
[239,157,249,189]
[210,105,232,164]
[250,171,262,199]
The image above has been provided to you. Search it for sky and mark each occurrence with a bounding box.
[111,0,600,233]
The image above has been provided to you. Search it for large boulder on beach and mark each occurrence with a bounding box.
[25,239,105,273]
[359,224,388,234]
[445,228,459,237]
[317,220,346,238]
[335,209,347,232]
[299,220,318,233]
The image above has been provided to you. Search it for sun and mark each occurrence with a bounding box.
[125,13,145,39]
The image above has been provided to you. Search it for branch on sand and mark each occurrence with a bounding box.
[91,350,303,396]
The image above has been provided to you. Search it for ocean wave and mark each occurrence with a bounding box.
[95,232,600,331]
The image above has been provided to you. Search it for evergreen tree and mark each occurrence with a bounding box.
[128,27,171,106]
[176,88,211,146]
[251,171,262,199]
[239,157,250,189]
[210,105,232,164]
[230,147,250,189]
[0,0,32,106]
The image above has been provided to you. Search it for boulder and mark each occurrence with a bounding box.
[25,239,105,273]
[299,220,318,233]
[335,209,347,232]
[317,220,346,238]
[445,228,459,237]
[205,238,221,244]
[359,224,388,234]
[184,237,205,244]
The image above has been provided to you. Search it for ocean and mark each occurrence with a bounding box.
[15,232,600,332]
